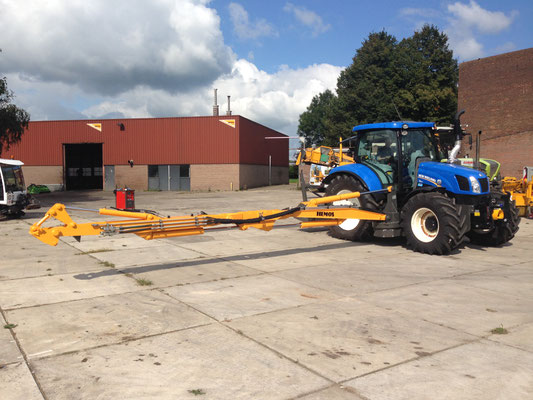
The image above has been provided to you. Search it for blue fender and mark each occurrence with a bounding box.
[324,164,383,191]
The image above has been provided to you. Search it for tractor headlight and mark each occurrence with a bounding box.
[469,176,481,193]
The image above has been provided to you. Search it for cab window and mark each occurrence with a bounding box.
[357,129,397,185]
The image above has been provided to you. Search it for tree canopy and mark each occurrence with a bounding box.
[298,25,458,146]
[0,58,30,156]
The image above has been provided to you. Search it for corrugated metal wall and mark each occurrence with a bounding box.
[238,117,289,167]
[5,116,288,166]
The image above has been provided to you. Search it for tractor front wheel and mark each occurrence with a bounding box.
[401,192,463,255]
[325,175,378,241]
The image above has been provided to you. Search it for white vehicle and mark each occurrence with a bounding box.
[0,158,36,217]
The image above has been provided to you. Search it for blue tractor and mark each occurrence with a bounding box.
[320,111,520,255]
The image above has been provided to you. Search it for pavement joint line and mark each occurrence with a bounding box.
[290,383,366,400]
[2,285,159,312]
[26,321,216,362]
[219,320,337,385]
[159,282,339,382]
[485,336,533,354]
[0,304,49,400]
[355,295,528,342]
[336,336,484,385]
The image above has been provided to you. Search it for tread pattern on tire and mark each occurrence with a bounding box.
[401,192,463,255]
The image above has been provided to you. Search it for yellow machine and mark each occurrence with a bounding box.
[296,138,354,168]
[295,138,355,187]
[29,189,390,247]
[502,167,533,218]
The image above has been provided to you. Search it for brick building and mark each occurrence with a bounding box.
[458,47,533,177]
[3,115,289,191]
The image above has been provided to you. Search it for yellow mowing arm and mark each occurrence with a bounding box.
[29,188,391,246]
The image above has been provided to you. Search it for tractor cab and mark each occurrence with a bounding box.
[347,122,442,194]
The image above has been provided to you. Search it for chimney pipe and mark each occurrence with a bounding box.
[226,95,232,116]
[213,89,219,116]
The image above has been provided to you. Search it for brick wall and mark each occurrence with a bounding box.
[115,165,148,190]
[239,164,288,189]
[458,48,533,177]
[190,164,288,191]
[191,164,240,191]
[22,166,63,189]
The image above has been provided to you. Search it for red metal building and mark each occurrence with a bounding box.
[4,115,289,191]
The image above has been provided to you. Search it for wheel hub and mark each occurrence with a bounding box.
[424,216,438,232]
[411,207,439,243]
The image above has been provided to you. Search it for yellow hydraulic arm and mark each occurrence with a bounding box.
[29,189,390,246]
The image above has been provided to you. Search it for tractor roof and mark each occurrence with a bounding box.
[0,158,24,166]
[352,121,435,132]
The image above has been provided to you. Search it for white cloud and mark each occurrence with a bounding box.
[0,0,235,96]
[445,1,518,60]
[81,60,342,135]
[283,2,330,37]
[1,0,342,136]
[228,2,278,40]
[213,60,342,133]
[447,1,516,34]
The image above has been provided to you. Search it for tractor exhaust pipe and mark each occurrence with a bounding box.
[448,110,465,164]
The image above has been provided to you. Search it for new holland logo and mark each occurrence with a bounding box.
[87,123,102,132]
[316,211,335,217]
[219,119,235,128]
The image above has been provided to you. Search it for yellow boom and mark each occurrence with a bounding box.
[29,189,390,246]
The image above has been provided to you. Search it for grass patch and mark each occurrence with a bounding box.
[77,249,113,255]
[188,389,206,396]
[135,278,153,286]
[491,325,508,335]
[4,323,17,329]
[99,261,115,268]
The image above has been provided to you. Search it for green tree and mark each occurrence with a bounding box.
[297,26,458,145]
[325,30,399,144]
[0,72,30,155]
[297,89,334,145]
[395,25,458,124]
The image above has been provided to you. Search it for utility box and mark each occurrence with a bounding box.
[114,188,135,210]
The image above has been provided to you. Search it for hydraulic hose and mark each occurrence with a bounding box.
[209,206,302,225]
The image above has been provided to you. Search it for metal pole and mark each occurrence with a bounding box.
[269,155,272,186]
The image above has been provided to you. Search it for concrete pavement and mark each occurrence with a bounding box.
[1,186,532,399]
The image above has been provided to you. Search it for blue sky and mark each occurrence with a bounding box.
[216,0,531,70]
[0,0,531,138]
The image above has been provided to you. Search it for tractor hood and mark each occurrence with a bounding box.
[417,162,490,195]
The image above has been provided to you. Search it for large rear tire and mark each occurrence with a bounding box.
[401,192,463,255]
[325,175,378,241]
[467,200,520,246]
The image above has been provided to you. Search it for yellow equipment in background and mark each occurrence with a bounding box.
[295,138,355,186]
[296,138,354,168]
[29,188,390,246]
[502,166,533,218]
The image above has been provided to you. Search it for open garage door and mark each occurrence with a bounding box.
[64,143,103,190]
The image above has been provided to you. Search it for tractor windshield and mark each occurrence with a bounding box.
[356,129,397,186]
[1,165,26,193]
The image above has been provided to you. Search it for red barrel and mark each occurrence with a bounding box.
[114,188,135,210]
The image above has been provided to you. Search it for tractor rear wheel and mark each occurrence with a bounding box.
[467,200,520,246]
[325,175,378,241]
[401,192,463,255]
